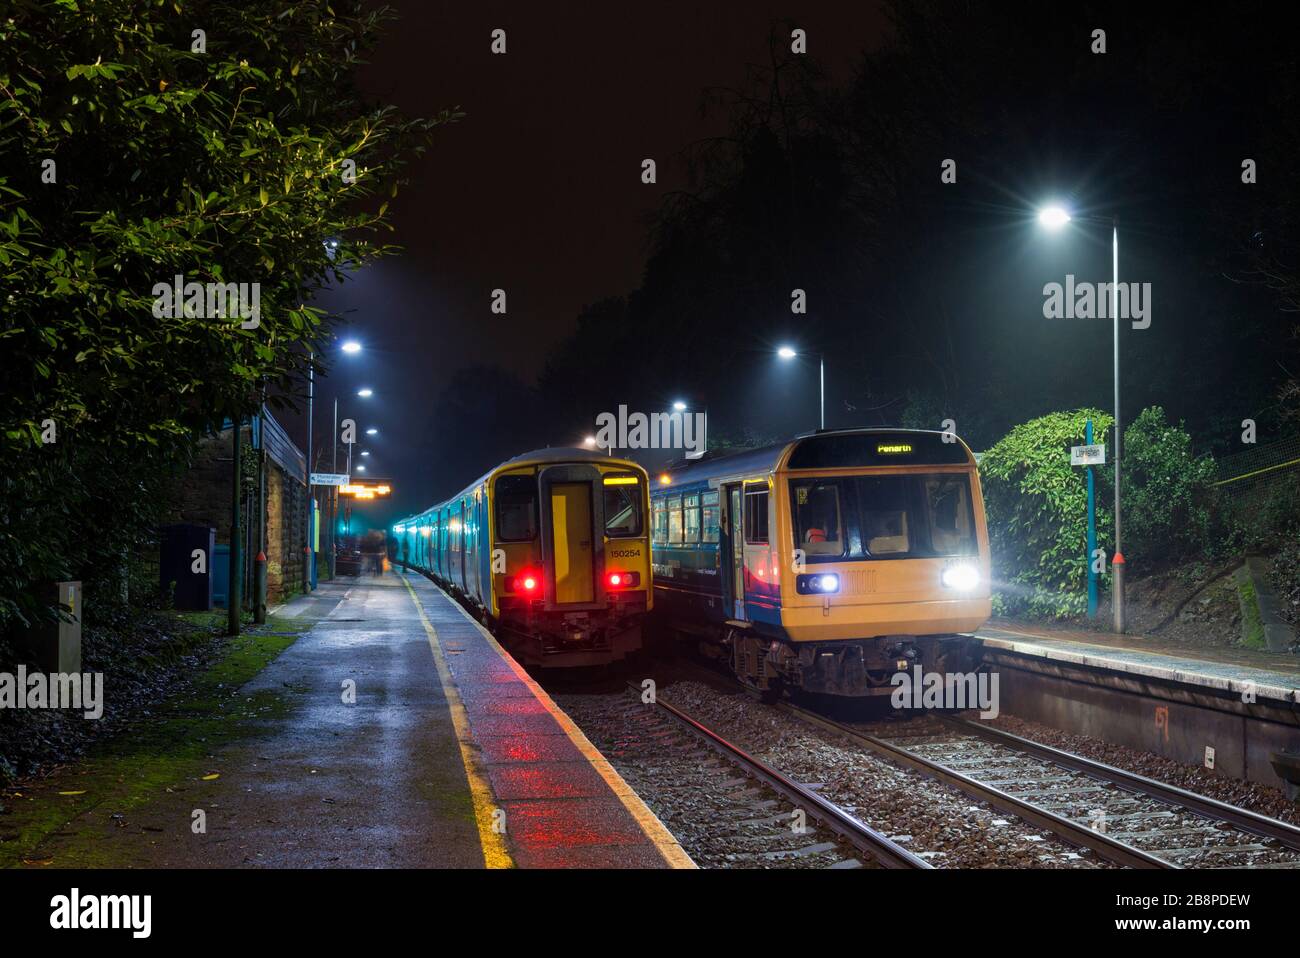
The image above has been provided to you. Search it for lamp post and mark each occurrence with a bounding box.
[777,346,825,430]
[307,339,361,586]
[1037,205,1125,633]
[671,399,708,459]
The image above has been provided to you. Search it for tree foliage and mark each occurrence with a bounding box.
[0,0,457,627]
[980,409,1113,619]
[1120,406,1216,564]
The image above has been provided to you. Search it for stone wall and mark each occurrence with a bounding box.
[167,420,307,608]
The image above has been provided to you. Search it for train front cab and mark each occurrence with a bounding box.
[704,431,992,697]
[488,454,653,668]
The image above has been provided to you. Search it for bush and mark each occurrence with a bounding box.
[1119,406,1216,567]
[980,409,1113,619]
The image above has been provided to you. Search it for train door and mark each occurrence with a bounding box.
[720,482,746,621]
[550,483,594,603]
[457,499,467,592]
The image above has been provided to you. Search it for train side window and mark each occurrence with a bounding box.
[683,494,701,543]
[652,498,668,544]
[496,474,537,541]
[667,495,683,544]
[744,489,769,544]
[702,491,719,541]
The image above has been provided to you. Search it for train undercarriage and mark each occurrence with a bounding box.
[717,627,978,698]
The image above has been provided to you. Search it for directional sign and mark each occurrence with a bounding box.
[310,472,349,486]
[1070,444,1106,466]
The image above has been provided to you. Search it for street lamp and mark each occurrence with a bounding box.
[306,339,363,591]
[1036,203,1125,633]
[357,387,373,398]
[366,427,378,436]
[777,346,825,430]
[672,400,687,411]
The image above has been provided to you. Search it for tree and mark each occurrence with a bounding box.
[980,409,1113,619]
[0,0,458,626]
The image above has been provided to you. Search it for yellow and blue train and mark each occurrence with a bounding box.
[649,428,991,697]
[395,448,652,668]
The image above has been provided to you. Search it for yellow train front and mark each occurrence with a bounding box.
[395,448,652,668]
[650,428,992,697]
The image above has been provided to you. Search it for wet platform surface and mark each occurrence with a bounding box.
[978,620,1300,703]
[397,569,691,868]
[14,572,688,868]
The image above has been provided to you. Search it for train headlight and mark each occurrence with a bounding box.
[941,563,980,591]
[795,573,840,595]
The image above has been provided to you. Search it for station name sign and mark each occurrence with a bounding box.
[1070,443,1106,466]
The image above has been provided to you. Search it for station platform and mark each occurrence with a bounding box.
[394,569,693,868]
[974,620,1300,788]
[976,621,1300,704]
[9,572,690,869]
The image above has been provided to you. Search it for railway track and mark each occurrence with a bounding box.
[783,704,1300,869]
[645,686,931,869]
[553,686,929,869]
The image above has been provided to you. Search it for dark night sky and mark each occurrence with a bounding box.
[294,1,889,523]
[284,2,1295,530]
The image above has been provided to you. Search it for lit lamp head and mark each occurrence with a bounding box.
[1037,206,1072,231]
[777,346,797,360]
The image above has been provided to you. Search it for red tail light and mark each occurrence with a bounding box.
[606,571,640,589]
[504,571,541,594]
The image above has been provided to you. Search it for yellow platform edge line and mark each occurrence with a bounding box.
[402,570,696,870]
[400,574,514,869]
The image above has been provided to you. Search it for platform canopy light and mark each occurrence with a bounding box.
[941,563,981,591]
[357,388,373,398]
[583,435,597,447]
[672,400,687,411]
[366,427,378,436]
[360,450,370,457]
[356,465,366,472]
[1037,205,1072,231]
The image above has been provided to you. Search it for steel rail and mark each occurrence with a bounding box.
[633,685,932,869]
[777,702,1170,869]
[944,716,1300,853]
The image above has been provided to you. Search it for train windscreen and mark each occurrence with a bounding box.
[790,474,977,561]
[603,480,643,537]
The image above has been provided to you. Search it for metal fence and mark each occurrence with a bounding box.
[1213,434,1300,493]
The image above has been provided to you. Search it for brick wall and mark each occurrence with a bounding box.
[167,422,308,608]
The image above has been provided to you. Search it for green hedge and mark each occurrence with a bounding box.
[980,409,1113,619]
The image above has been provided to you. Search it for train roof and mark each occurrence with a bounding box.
[395,446,647,526]
[656,427,975,489]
